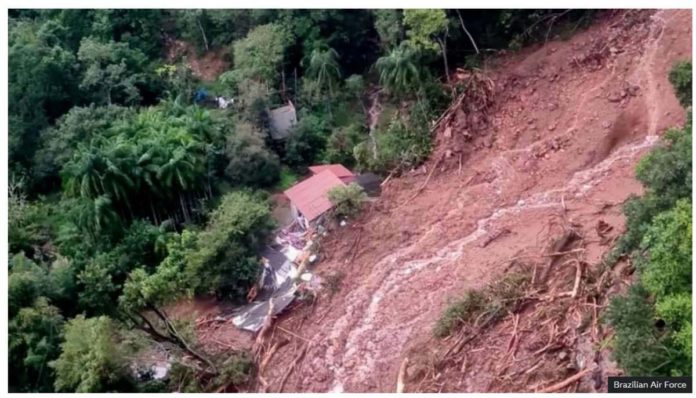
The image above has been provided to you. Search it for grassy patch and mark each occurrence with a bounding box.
[275,166,299,191]
[434,271,532,338]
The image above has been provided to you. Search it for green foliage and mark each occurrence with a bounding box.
[8,179,57,258]
[165,352,254,392]
[155,63,196,101]
[606,284,676,376]
[276,166,300,190]
[357,113,432,174]
[607,63,692,378]
[10,9,610,393]
[639,200,692,298]
[284,112,330,170]
[60,105,226,230]
[186,191,274,299]
[173,9,271,52]
[9,297,65,392]
[77,37,148,106]
[88,9,165,57]
[668,60,692,108]
[344,74,365,100]
[328,183,368,219]
[231,23,292,85]
[373,10,403,49]
[9,254,52,317]
[51,315,134,392]
[305,46,341,100]
[375,44,424,98]
[435,271,531,338]
[324,123,365,167]
[33,105,134,189]
[435,291,486,338]
[9,19,80,167]
[224,122,281,188]
[615,113,692,255]
[403,9,448,53]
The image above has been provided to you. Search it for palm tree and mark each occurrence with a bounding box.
[306,47,341,100]
[375,44,423,99]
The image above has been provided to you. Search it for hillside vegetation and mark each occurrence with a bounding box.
[15,9,675,393]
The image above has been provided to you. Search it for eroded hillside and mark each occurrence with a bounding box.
[254,9,691,393]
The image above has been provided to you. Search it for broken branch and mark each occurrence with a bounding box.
[538,368,591,393]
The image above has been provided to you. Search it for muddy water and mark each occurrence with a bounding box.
[328,129,660,392]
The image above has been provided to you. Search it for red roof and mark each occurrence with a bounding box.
[308,164,354,179]
[284,170,346,221]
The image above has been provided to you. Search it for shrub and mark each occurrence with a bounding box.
[185,191,274,300]
[224,122,281,188]
[605,284,673,376]
[284,112,329,170]
[51,315,134,392]
[668,60,692,108]
[434,271,532,338]
[328,183,368,220]
[607,63,692,378]
[613,114,691,256]
[323,123,365,167]
[276,166,299,190]
[639,199,692,299]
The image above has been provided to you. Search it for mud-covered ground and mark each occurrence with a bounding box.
[199,9,691,393]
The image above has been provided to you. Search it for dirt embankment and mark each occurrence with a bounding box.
[252,10,691,393]
[166,39,229,81]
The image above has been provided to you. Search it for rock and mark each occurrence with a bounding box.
[607,92,622,102]
[602,121,612,129]
[548,124,557,131]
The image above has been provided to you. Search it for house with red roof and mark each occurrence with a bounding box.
[283,164,355,228]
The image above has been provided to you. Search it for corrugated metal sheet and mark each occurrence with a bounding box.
[308,164,354,179]
[269,103,297,140]
[284,170,346,221]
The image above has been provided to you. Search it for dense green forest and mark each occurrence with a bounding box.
[7,8,612,392]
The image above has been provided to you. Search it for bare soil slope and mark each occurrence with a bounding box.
[258,10,691,393]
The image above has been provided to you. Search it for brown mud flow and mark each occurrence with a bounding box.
[252,9,691,392]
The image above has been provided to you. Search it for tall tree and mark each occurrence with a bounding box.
[51,315,134,392]
[231,23,292,85]
[306,46,341,100]
[373,9,403,50]
[403,9,450,82]
[77,37,147,106]
[375,44,423,98]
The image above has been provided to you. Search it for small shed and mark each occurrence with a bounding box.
[283,169,346,228]
[269,101,297,140]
